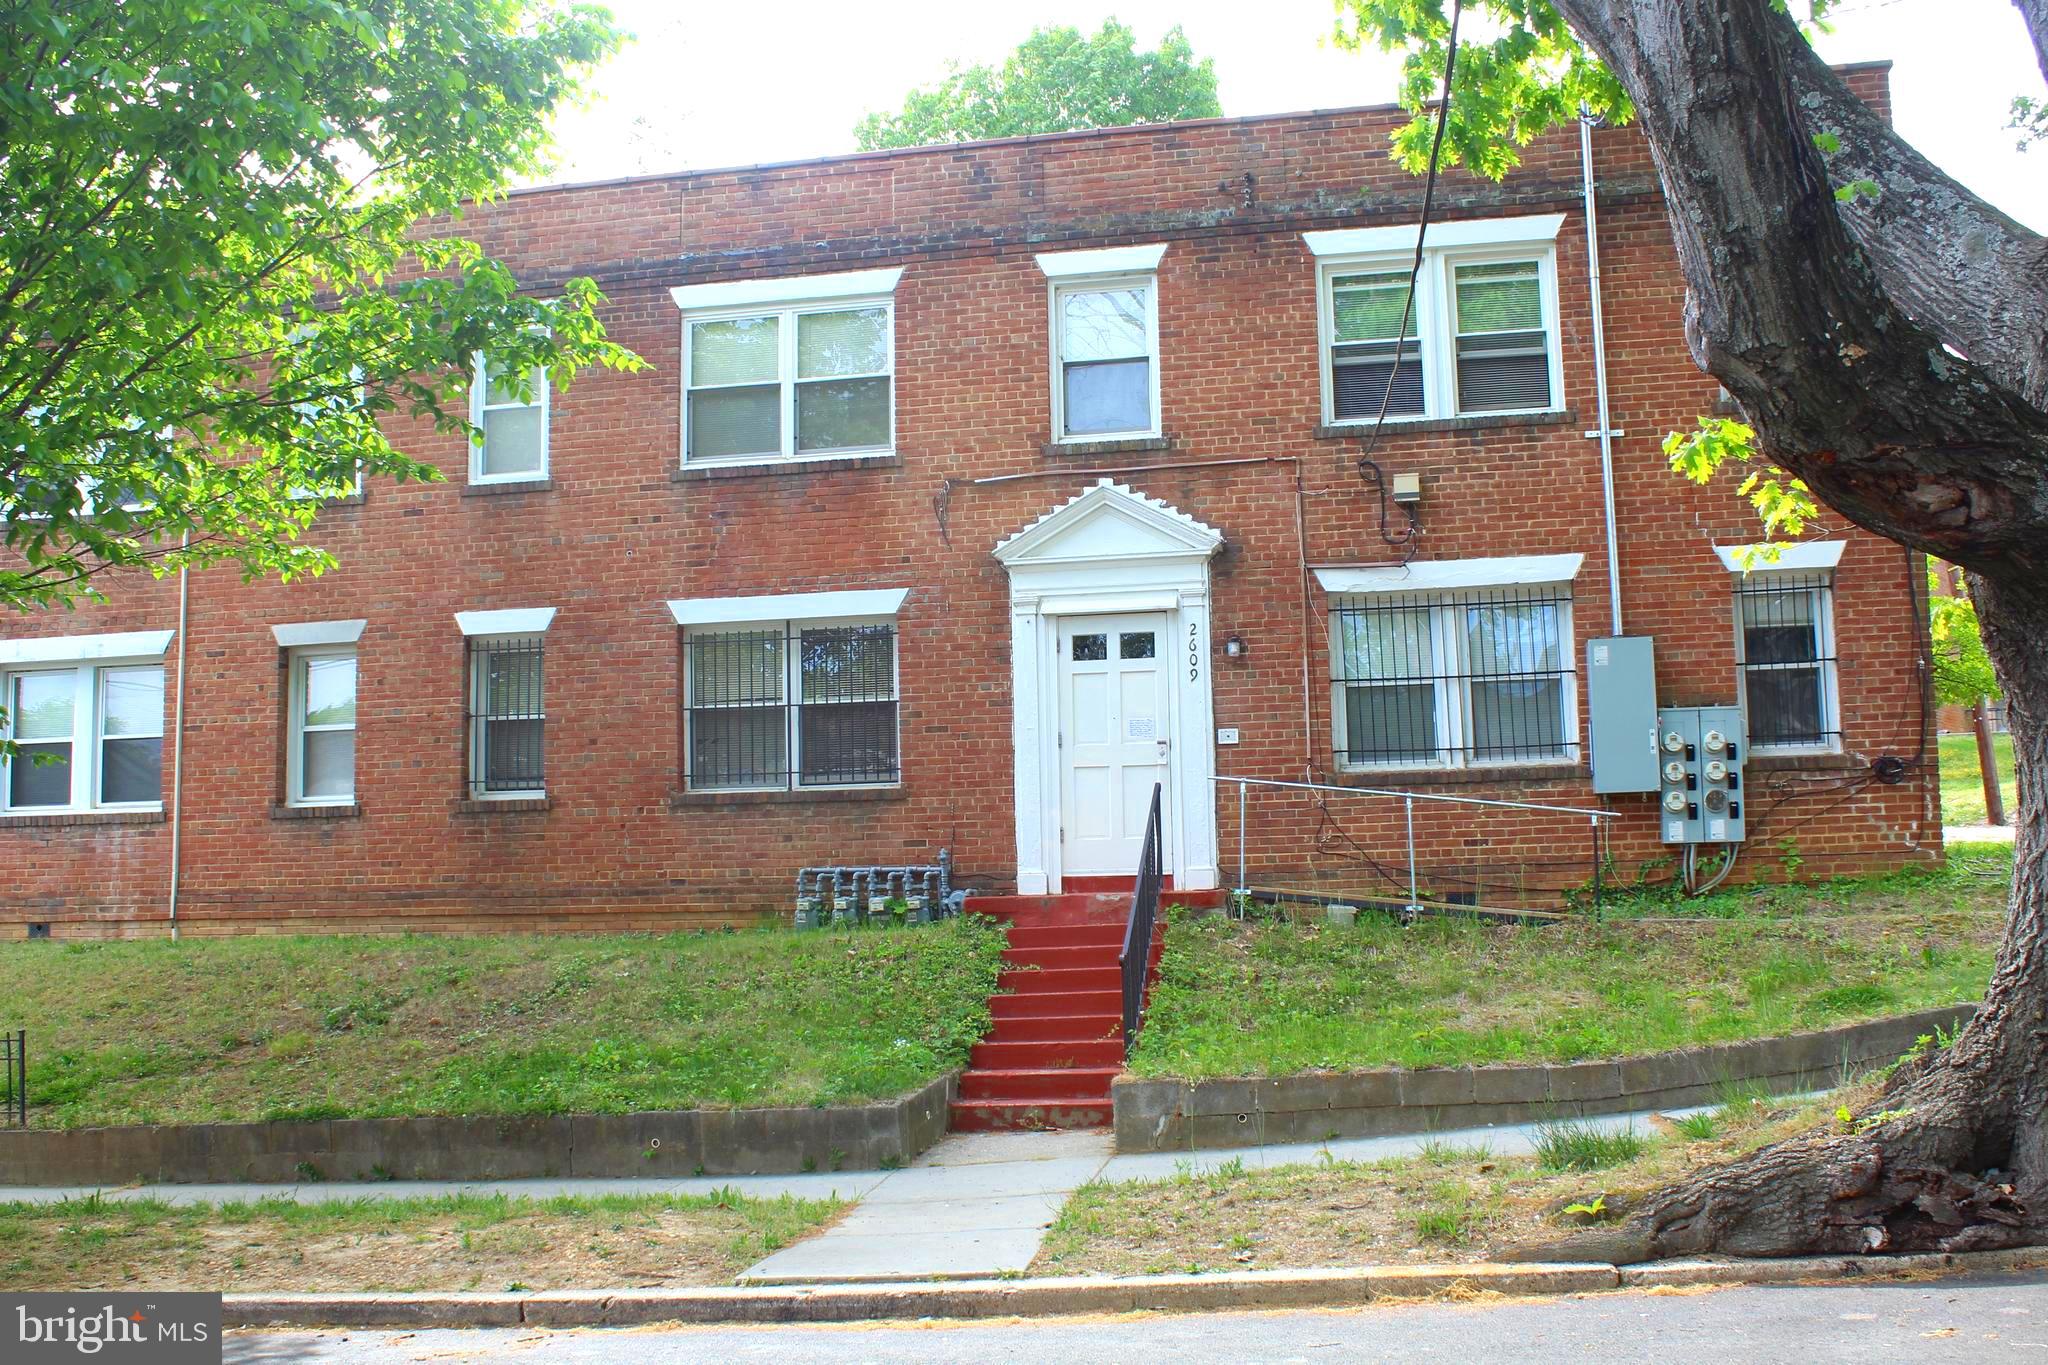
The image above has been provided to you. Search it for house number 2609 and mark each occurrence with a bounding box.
[1188,623,1200,682]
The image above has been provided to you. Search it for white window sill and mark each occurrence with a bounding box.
[1054,431,1160,446]
[675,451,899,481]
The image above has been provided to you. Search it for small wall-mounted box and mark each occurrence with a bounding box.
[1390,472,1423,504]
[1216,727,1240,746]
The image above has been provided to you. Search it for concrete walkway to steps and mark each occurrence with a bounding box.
[0,1104,1711,1285]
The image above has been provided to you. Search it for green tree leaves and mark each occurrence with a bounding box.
[854,21,1221,151]
[1929,576,2001,706]
[0,0,643,612]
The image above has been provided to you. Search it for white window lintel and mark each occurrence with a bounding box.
[270,619,367,648]
[666,587,909,628]
[455,607,557,637]
[1303,213,1567,260]
[0,629,175,666]
[1035,243,1169,279]
[1315,553,1584,596]
[669,267,904,314]
[1714,541,1846,573]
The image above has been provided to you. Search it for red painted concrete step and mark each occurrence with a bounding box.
[991,989,1121,1019]
[948,1098,1114,1132]
[1002,943,1119,969]
[999,965,1121,993]
[957,1066,1122,1102]
[1003,923,1128,951]
[979,1013,1122,1045]
[969,1038,1125,1069]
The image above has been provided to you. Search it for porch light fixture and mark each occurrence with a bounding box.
[1224,634,1248,659]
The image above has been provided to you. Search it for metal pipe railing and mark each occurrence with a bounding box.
[1218,775,1615,913]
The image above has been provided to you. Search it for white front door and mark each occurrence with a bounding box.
[1057,614,1172,876]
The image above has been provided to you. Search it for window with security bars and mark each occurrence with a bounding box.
[1331,586,1576,769]
[1735,571,1840,751]
[467,637,545,796]
[686,621,899,790]
[1319,244,1559,425]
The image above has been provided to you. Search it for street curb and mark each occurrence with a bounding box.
[220,1248,2048,1329]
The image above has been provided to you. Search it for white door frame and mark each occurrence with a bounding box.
[1056,610,1175,877]
[993,480,1223,894]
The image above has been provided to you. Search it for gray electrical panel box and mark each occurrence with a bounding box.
[1656,706,1747,844]
[1586,637,1659,793]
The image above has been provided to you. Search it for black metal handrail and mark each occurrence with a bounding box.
[1,1030,24,1127]
[1119,783,1165,1050]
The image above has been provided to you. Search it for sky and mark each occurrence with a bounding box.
[536,0,2048,232]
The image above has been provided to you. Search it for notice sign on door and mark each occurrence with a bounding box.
[1127,717,1156,739]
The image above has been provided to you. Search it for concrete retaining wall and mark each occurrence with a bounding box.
[1113,1006,1976,1151]
[0,1073,958,1185]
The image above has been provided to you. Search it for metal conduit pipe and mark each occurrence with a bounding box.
[167,534,190,941]
[1580,110,1625,635]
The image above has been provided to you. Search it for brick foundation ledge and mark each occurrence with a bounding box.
[1112,1004,1977,1151]
[0,1073,957,1185]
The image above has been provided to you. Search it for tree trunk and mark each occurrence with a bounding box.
[1515,0,2048,1262]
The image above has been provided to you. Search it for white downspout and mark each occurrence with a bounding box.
[1580,111,1624,635]
[167,534,189,940]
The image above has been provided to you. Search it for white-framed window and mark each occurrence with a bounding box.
[2,662,165,812]
[682,299,895,466]
[1330,585,1576,770]
[466,635,546,798]
[286,647,357,805]
[469,349,549,483]
[1308,216,1565,427]
[684,617,900,791]
[1734,570,1841,753]
[1050,277,1161,441]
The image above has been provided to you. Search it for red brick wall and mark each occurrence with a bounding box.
[1,64,1935,937]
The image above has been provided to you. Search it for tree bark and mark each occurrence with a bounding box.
[1518,0,2048,1262]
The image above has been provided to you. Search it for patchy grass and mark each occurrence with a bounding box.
[1532,1118,1645,1172]
[1131,846,2009,1079]
[0,920,1005,1128]
[0,1189,841,1291]
[1035,1085,1870,1277]
[1938,731,2018,827]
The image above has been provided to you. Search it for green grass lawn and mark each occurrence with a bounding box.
[0,919,1004,1129]
[1938,730,2018,826]
[1128,843,2011,1080]
[0,1188,842,1291]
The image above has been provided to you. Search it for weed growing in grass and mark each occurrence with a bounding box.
[1670,1111,1719,1141]
[1533,1119,1645,1172]
[1412,1179,1488,1243]
[1418,1139,1493,1166]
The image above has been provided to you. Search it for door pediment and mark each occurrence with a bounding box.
[994,479,1223,569]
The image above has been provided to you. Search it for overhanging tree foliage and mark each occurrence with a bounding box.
[1338,0,2048,1258]
[0,0,641,616]
[854,20,1221,151]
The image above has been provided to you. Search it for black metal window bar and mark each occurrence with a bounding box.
[0,1030,23,1127]
[686,622,898,790]
[1120,782,1164,1049]
[1331,585,1576,768]
[467,636,545,796]
[1735,570,1840,751]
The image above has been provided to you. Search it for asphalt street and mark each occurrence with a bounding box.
[222,1270,2048,1363]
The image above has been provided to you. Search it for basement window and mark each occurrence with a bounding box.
[685,619,900,791]
[1,662,166,813]
[1330,585,1577,770]
[1734,570,1841,753]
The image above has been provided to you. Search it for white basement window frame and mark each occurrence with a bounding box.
[457,609,556,800]
[1323,579,1579,772]
[1038,244,1167,444]
[671,590,908,793]
[1730,565,1843,755]
[1306,215,1566,428]
[673,268,903,469]
[1,656,169,815]
[469,336,551,485]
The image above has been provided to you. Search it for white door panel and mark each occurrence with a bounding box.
[1058,614,1171,875]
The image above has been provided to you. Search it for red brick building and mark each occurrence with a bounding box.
[0,63,1939,937]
